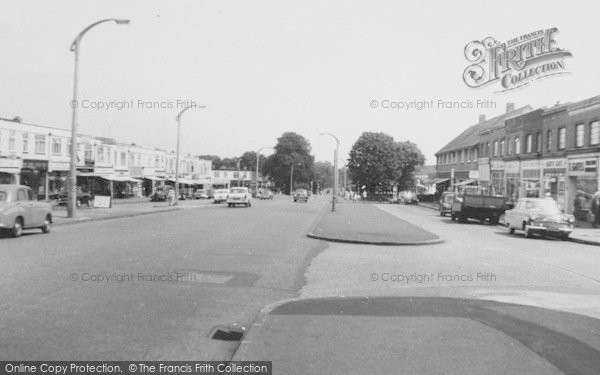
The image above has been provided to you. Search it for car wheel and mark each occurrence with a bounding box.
[76,199,82,207]
[247,202,251,207]
[440,211,444,217]
[560,233,570,241]
[451,213,456,221]
[12,218,23,238]
[86,199,93,207]
[523,223,532,238]
[41,215,51,234]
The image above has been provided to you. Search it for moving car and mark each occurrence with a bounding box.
[227,187,252,207]
[57,191,93,207]
[451,193,507,225]
[504,197,574,240]
[192,189,210,199]
[150,186,170,202]
[0,185,52,237]
[213,189,229,204]
[398,190,419,205]
[293,189,308,203]
[257,189,274,200]
[438,191,455,216]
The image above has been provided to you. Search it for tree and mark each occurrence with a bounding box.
[312,161,334,191]
[265,132,314,193]
[348,132,425,192]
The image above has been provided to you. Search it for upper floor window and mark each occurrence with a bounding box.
[34,134,46,154]
[52,138,61,155]
[576,123,585,147]
[9,131,15,152]
[591,121,600,146]
[536,133,542,152]
[493,141,498,157]
[546,130,552,151]
[22,133,29,153]
[515,137,520,154]
[526,134,532,153]
[558,128,566,150]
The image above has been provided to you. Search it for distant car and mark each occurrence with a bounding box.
[227,187,252,207]
[439,192,455,216]
[293,189,308,203]
[150,187,170,202]
[504,198,574,240]
[57,191,93,207]
[213,189,229,204]
[192,189,210,200]
[0,185,52,237]
[257,190,274,200]
[398,190,419,205]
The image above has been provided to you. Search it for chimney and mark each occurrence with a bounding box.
[479,114,486,123]
[506,102,515,113]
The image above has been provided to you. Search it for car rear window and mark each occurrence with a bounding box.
[230,188,245,194]
[0,191,7,201]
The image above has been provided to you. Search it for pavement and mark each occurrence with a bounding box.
[50,198,210,226]
[307,201,443,245]
[417,200,600,247]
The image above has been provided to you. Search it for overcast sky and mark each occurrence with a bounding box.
[2,0,599,164]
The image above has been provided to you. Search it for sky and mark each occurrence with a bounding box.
[2,0,599,165]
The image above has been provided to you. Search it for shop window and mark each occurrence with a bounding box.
[575,124,584,147]
[590,121,600,146]
[558,128,566,150]
[34,134,46,154]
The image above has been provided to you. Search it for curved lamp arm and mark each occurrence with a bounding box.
[70,19,130,52]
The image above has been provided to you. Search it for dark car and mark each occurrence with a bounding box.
[293,189,308,203]
[57,191,93,207]
[439,191,455,216]
[150,187,170,202]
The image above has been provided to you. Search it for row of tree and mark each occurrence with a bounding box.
[201,131,425,194]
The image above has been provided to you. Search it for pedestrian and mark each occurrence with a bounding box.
[591,192,600,228]
[167,188,175,206]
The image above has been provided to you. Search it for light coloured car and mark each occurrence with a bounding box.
[505,197,574,240]
[0,184,52,237]
[213,189,229,204]
[192,189,210,200]
[227,187,252,207]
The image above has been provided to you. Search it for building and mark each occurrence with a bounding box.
[0,118,212,199]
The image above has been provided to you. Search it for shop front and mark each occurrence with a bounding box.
[490,160,505,197]
[48,161,70,198]
[20,160,49,199]
[521,160,541,198]
[567,156,598,219]
[0,157,22,184]
[504,161,520,201]
[542,158,567,211]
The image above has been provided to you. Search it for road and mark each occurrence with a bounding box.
[0,196,327,360]
[1,198,600,360]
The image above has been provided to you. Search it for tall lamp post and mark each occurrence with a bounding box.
[320,132,340,212]
[174,104,205,206]
[255,147,273,195]
[68,18,130,218]
[290,162,302,195]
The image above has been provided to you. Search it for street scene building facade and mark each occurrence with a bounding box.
[436,95,600,219]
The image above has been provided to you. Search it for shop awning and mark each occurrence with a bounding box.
[166,178,196,185]
[431,178,450,184]
[140,176,165,181]
[453,179,475,186]
[100,175,142,183]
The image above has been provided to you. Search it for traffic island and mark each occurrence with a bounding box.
[307,203,443,245]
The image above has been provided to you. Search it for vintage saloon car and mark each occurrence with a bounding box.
[227,187,252,207]
[504,197,574,240]
[0,185,52,237]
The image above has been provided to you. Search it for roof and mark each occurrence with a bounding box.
[435,106,532,155]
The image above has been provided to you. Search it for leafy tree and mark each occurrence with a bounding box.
[265,132,314,193]
[312,161,334,191]
[348,132,425,192]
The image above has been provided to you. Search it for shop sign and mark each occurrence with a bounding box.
[568,158,597,176]
[0,158,22,169]
[490,160,505,170]
[505,161,520,173]
[521,160,541,169]
[543,158,566,168]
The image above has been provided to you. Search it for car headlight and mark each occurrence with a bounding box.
[529,214,540,222]
[567,216,575,224]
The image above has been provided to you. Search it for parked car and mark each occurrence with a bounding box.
[227,187,252,207]
[505,197,574,240]
[451,193,507,225]
[192,189,210,199]
[57,191,93,207]
[293,189,308,203]
[213,189,229,204]
[150,186,170,202]
[438,192,455,216]
[0,185,52,237]
[398,190,419,205]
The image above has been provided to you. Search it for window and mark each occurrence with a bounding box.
[515,137,520,154]
[526,134,532,153]
[493,141,498,156]
[591,121,600,146]
[9,131,15,152]
[34,134,46,154]
[536,133,542,152]
[558,127,566,150]
[97,147,105,163]
[500,140,505,155]
[120,152,127,166]
[52,138,61,155]
[17,189,28,201]
[508,138,513,154]
[575,124,585,147]
[23,133,29,153]
[546,130,552,151]
[473,147,478,160]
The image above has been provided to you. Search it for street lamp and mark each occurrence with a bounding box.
[67,18,130,218]
[290,162,302,195]
[255,146,274,194]
[320,132,340,212]
[174,104,206,206]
